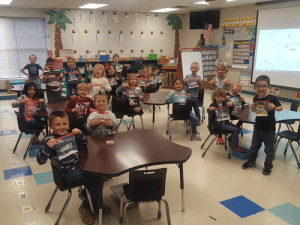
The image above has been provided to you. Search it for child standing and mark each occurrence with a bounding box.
[88,64,111,99]
[139,68,157,93]
[117,73,143,114]
[209,63,231,91]
[226,82,245,128]
[86,93,118,135]
[21,55,44,82]
[12,82,47,142]
[150,66,164,91]
[37,111,100,225]
[107,65,122,98]
[208,88,241,150]
[65,83,96,134]
[184,62,202,124]
[166,78,200,141]
[111,54,123,77]
[43,57,64,102]
[242,75,282,175]
[64,57,81,99]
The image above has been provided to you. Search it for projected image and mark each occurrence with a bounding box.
[255,29,300,72]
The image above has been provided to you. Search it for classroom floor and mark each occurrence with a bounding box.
[0,89,299,225]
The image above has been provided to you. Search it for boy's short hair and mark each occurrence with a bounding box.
[255,75,270,86]
[191,62,199,67]
[77,83,89,92]
[113,54,119,59]
[212,88,226,100]
[49,111,69,125]
[173,78,183,86]
[29,55,37,60]
[230,82,242,91]
[67,57,75,63]
[216,63,227,71]
[151,66,159,71]
[46,57,55,64]
[94,92,109,102]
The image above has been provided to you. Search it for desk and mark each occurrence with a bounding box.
[80,129,192,225]
[231,105,300,124]
[142,92,170,124]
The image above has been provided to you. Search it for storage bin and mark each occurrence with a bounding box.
[149,54,157,60]
[231,148,250,160]
[100,55,110,61]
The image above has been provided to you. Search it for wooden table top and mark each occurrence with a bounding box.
[80,129,192,176]
[142,92,170,105]
[231,105,300,124]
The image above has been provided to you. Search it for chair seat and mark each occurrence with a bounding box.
[282,120,295,125]
[277,130,299,141]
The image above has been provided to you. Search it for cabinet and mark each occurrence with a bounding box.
[162,65,177,89]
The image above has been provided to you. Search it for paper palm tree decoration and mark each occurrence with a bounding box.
[166,14,182,58]
[44,9,72,57]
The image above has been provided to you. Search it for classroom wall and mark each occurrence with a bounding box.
[45,10,176,59]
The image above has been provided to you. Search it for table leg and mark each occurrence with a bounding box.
[179,163,185,212]
[152,105,155,124]
[98,176,104,225]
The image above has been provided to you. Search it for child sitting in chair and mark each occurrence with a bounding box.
[208,88,241,150]
[37,111,100,225]
[117,73,143,115]
[86,93,118,135]
[165,78,201,141]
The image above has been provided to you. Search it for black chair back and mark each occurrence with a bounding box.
[198,89,205,107]
[290,101,300,112]
[146,84,157,93]
[172,102,191,120]
[112,96,130,119]
[207,110,216,135]
[128,168,167,203]
[297,123,300,140]
[50,158,66,192]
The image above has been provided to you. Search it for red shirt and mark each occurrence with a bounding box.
[65,96,96,116]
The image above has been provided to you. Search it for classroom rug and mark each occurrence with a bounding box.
[33,171,54,185]
[3,166,33,180]
[220,195,265,218]
[268,203,300,225]
[0,95,17,101]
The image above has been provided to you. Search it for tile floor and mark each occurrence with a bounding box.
[0,89,299,225]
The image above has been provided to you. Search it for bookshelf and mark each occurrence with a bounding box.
[162,65,177,89]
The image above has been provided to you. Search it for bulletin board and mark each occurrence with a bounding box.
[218,26,255,68]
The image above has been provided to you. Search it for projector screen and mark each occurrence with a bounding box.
[252,6,300,90]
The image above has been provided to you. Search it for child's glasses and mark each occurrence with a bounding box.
[255,85,268,89]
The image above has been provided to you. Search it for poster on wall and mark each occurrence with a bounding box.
[72,13,79,29]
[145,14,149,24]
[101,13,107,24]
[154,14,159,24]
[134,13,139,22]
[113,13,118,23]
[96,33,101,43]
[71,32,78,44]
[89,11,95,26]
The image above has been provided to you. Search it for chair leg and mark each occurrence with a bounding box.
[225,135,231,159]
[284,141,289,155]
[119,194,125,224]
[202,136,217,158]
[201,134,212,149]
[55,189,72,225]
[161,198,171,225]
[201,106,205,123]
[23,134,34,160]
[273,137,283,160]
[85,188,94,214]
[240,124,243,138]
[45,187,59,213]
[169,119,173,140]
[140,115,144,129]
[123,201,134,225]
[275,123,281,144]
[289,142,300,168]
[13,132,23,154]
[157,200,162,218]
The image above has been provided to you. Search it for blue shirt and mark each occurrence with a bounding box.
[24,64,43,79]
[213,76,229,91]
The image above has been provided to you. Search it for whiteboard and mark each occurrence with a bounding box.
[181,51,203,79]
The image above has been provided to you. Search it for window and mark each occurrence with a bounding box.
[0,18,48,80]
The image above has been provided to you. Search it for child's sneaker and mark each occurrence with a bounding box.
[242,162,256,170]
[191,133,201,141]
[197,121,201,126]
[262,167,272,175]
[79,205,95,225]
[218,136,224,144]
[232,146,244,152]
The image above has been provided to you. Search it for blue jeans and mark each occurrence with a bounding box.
[64,167,100,211]
[191,100,201,121]
[26,118,46,137]
[248,129,275,169]
[218,123,240,147]
[190,112,199,134]
[67,83,78,99]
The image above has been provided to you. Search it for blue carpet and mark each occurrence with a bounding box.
[33,171,54,185]
[0,95,17,100]
[3,166,33,180]
[268,203,300,225]
[0,129,18,137]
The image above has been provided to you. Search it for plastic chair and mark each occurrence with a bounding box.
[13,112,45,160]
[198,88,205,124]
[112,96,144,131]
[167,102,192,140]
[274,122,300,168]
[201,110,232,159]
[45,158,94,225]
[119,168,171,225]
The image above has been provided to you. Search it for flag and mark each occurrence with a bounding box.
[203,23,213,40]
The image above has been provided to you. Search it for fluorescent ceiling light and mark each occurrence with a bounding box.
[0,0,13,5]
[194,1,209,5]
[79,3,108,9]
[227,0,236,2]
[151,8,179,13]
